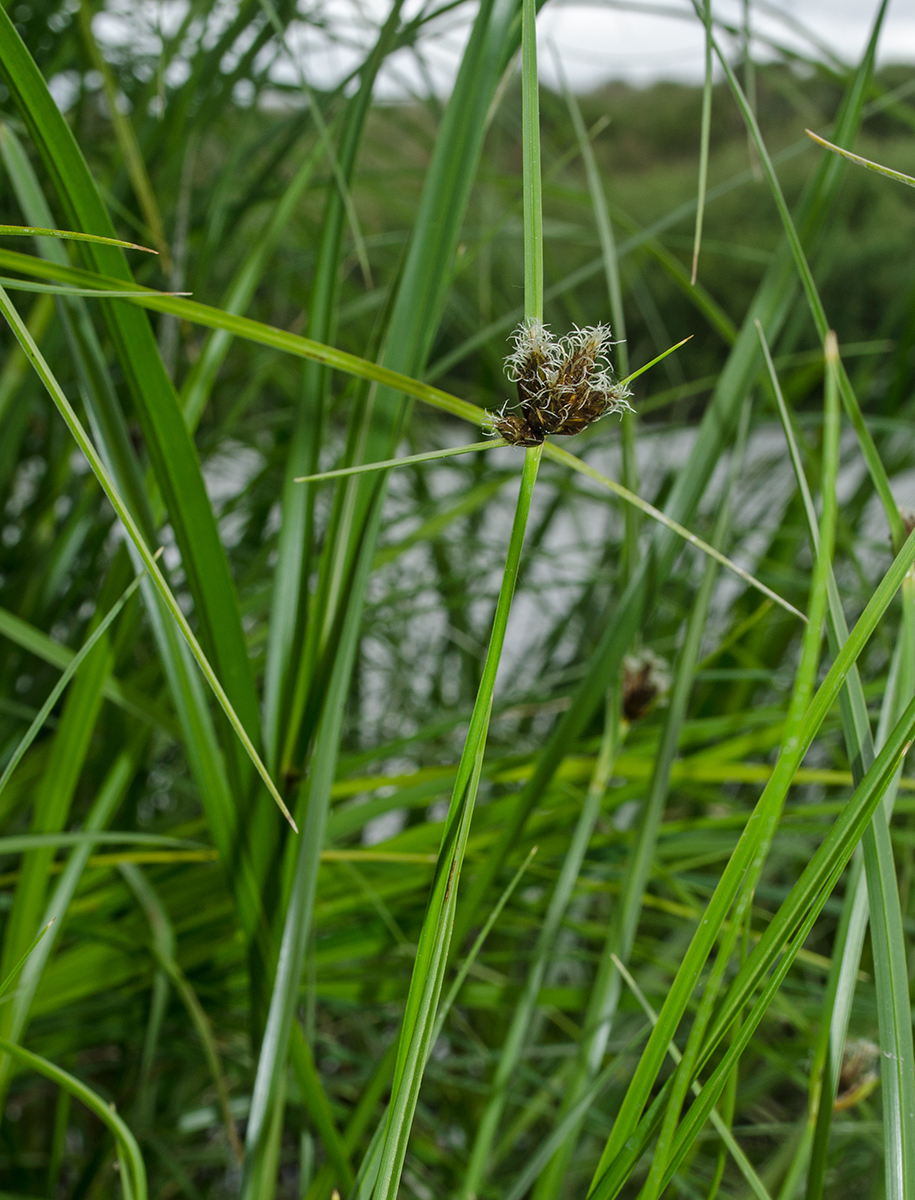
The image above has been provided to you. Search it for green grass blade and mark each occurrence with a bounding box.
[546,442,804,620]
[241,482,385,1196]
[0,110,272,952]
[0,13,263,761]
[0,278,180,297]
[0,831,206,853]
[178,133,326,431]
[77,0,170,263]
[691,0,713,284]
[612,955,774,1200]
[590,691,915,1200]
[288,1025,356,1194]
[0,282,295,829]
[696,0,904,547]
[0,564,149,800]
[372,445,542,1200]
[806,128,915,189]
[294,440,505,483]
[591,435,915,1189]
[459,695,620,1200]
[0,922,52,1001]
[658,696,915,1196]
[531,400,753,1200]
[0,225,155,252]
[121,863,244,1164]
[1,747,139,1073]
[0,1036,147,1200]
[617,336,692,386]
[761,323,915,1200]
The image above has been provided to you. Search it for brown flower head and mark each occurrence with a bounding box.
[622,649,670,722]
[486,320,632,446]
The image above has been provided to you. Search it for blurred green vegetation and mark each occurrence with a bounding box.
[0,1,913,1197]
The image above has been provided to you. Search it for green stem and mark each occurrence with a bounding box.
[691,0,713,284]
[371,442,543,1200]
[459,689,621,1200]
[521,0,542,321]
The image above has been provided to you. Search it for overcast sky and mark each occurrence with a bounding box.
[85,0,915,104]
[539,0,915,90]
[276,0,915,98]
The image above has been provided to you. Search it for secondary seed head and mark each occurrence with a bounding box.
[622,649,670,722]
[487,320,632,446]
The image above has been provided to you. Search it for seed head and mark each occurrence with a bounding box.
[622,650,670,722]
[487,320,632,446]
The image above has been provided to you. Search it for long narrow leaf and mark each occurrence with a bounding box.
[0,283,295,829]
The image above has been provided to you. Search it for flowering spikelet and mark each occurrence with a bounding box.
[486,320,632,446]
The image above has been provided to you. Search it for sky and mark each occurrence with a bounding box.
[274,0,915,98]
[539,0,915,91]
[86,0,915,105]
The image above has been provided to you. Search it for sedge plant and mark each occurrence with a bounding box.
[0,3,912,1200]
